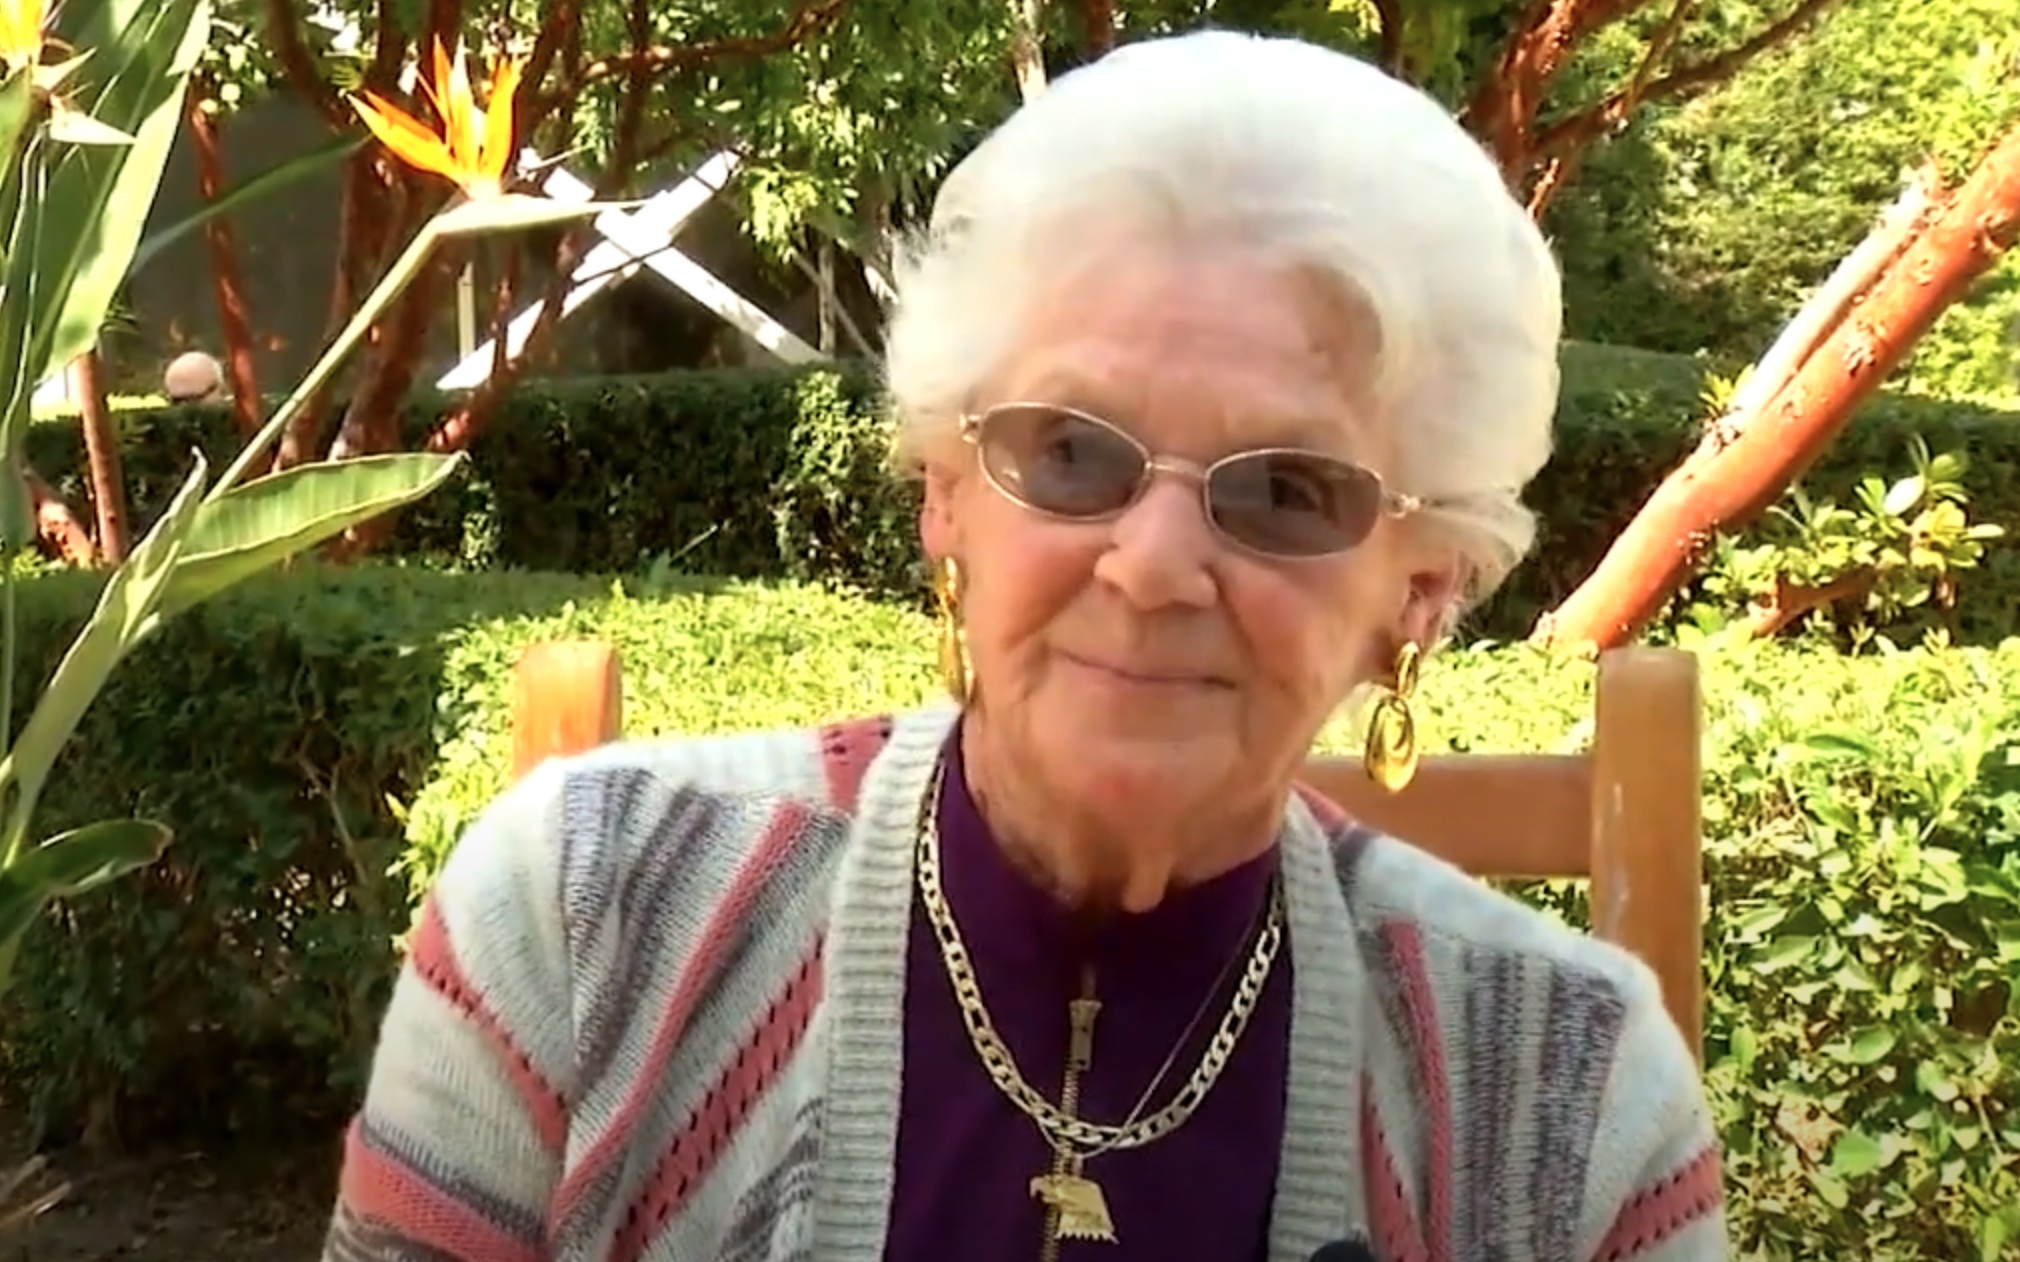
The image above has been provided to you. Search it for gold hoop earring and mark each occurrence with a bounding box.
[934,557,971,702]
[1362,641,1421,793]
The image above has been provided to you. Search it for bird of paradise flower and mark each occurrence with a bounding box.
[350,39,524,202]
[0,0,45,73]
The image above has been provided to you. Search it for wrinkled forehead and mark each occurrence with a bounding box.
[978,241,1393,464]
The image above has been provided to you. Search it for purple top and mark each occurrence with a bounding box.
[883,731,1294,1260]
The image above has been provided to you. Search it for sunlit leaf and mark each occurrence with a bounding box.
[158,452,466,619]
[434,192,621,236]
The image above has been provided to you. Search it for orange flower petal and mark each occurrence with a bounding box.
[351,92,459,183]
[479,57,524,186]
[441,42,480,174]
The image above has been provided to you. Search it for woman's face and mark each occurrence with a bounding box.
[921,243,1459,832]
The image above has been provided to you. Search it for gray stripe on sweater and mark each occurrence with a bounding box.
[718,1098,825,1262]
[1458,946,1527,1261]
[1528,962,1629,1260]
[353,1117,547,1246]
[1326,822,1379,898]
[561,770,733,1087]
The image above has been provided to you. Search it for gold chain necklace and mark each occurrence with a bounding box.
[913,759,1285,1248]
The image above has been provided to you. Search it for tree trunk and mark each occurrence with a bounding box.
[1078,0,1114,57]
[1532,120,2020,653]
[74,347,129,564]
[184,78,264,440]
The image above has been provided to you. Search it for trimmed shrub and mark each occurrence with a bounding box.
[29,343,2020,639]
[1,563,2013,1258]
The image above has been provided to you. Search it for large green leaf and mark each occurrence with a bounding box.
[158,452,466,619]
[0,72,37,554]
[0,817,171,1000]
[25,0,209,387]
[126,131,363,278]
[0,69,31,245]
[0,452,210,848]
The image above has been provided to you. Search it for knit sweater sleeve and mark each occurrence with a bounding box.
[1579,965,1728,1262]
[322,760,575,1262]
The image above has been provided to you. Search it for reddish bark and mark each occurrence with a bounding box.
[27,467,96,566]
[1465,0,1845,196]
[184,81,264,441]
[1744,568,1876,639]
[1532,120,2020,653]
[73,348,129,564]
[1079,0,1115,58]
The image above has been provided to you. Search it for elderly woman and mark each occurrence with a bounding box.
[325,30,1724,1262]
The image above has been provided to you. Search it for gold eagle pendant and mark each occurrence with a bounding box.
[1029,1171,1118,1244]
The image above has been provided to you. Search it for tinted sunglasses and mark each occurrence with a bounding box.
[959,402,1425,559]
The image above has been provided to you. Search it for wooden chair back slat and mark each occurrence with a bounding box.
[510,641,623,783]
[507,640,1704,1057]
[1589,647,1705,1053]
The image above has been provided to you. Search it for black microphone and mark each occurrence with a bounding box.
[1308,1241,1378,1262]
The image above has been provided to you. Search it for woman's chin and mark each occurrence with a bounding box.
[1039,732,1239,816]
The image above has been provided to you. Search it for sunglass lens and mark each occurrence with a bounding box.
[979,406,1146,518]
[1207,452,1384,557]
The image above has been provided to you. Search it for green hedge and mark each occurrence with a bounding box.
[1,563,2014,1258]
[29,343,2020,640]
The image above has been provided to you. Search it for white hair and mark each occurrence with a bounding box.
[883,30,1564,609]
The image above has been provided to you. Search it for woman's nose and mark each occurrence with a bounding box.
[1092,474,1219,610]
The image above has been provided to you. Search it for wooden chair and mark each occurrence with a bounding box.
[509,641,1704,1057]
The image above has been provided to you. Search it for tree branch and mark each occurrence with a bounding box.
[1533,0,1844,161]
[1744,567,1874,639]
[1531,119,2020,652]
[261,0,347,127]
[558,0,850,99]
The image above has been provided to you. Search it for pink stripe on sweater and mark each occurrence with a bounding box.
[1380,920,1455,1262]
[338,1119,540,1262]
[1292,781,1351,829]
[550,798,815,1222]
[817,716,892,813]
[407,899,568,1155]
[1362,1085,1432,1262]
[610,942,825,1262]
[1593,1144,1723,1261]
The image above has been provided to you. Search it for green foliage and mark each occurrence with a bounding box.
[1692,437,2006,646]
[1549,0,2020,402]
[0,563,2013,1258]
[32,344,2020,642]
[1418,637,2020,1262]
[0,563,937,1139]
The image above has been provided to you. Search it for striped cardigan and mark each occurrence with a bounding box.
[325,702,1726,1262]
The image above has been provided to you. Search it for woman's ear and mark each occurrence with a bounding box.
[1395,554,1464,651]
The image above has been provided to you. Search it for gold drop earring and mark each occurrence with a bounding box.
[935,557,972,703]
[1362,641,1421,793]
